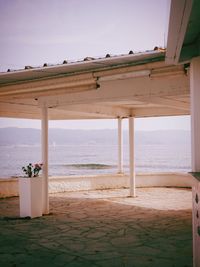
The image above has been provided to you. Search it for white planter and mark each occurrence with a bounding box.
[19,177,43,218]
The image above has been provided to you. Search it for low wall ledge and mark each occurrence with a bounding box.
[189,172,200,182]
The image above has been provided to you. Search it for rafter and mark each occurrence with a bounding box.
[131,106,190,117]
[54,104,131,118]
[138,96,190,111]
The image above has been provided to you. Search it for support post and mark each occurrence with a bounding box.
[190,56,200,267]
[41,106,49,215]
[129,117,136,197]
[118,118,123,173]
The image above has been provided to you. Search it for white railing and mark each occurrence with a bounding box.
[0,172,194,198]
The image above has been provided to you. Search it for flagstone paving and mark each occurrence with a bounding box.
[0,187,192,267]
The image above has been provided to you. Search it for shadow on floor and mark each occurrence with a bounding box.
[0,189,192,267]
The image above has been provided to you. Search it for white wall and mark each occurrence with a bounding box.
[0,173,195,198]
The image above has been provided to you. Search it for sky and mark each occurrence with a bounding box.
[0,0,190,131]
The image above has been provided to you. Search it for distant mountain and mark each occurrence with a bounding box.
[0,127,190,146]
[134,130,191,146]
[0,127,41,146]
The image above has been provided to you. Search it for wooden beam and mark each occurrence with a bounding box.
[54,104,131,118]
[38,75,189,107]
[0,62,182,100]
[0,102,40,118]
[139,96,190,111]
[0,78,97,99]
[131,107,190,117]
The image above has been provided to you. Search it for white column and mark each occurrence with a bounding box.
[118,118,123,173]
[41,106,49,215]
[191,56,200,172]
[129,117,136,197]
[190,56,200,267]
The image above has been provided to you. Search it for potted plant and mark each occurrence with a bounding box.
[19,163,43,218]
[22,163,43,178]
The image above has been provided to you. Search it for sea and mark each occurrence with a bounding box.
[0,143,191,178]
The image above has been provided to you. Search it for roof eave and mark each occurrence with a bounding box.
[0,51,165,87]
[165,0,193,65]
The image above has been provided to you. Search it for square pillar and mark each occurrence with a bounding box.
[190,56,200,267]
[191,175,200,267]
[129,117,136,197]
[118,118,123,173]
[41,106,49,215]
[191,56,200,172]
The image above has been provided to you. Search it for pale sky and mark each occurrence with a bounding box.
[0,0,169,71]
[0,0,190,131]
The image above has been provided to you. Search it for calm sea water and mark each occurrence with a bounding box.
[0,143,191,178]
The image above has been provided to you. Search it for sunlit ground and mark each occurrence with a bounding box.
[0,188,192,267]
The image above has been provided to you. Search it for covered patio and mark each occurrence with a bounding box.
[0,0,200,266]
[0,48,191,213]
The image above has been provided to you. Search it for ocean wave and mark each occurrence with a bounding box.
[136,164,190,170]
[61,163,115,169]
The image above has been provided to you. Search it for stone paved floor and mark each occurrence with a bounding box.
[0,188,192,267]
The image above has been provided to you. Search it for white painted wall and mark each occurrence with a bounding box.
[0,179,19,198]
[0,173,195,198]
[190,56,200,267]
